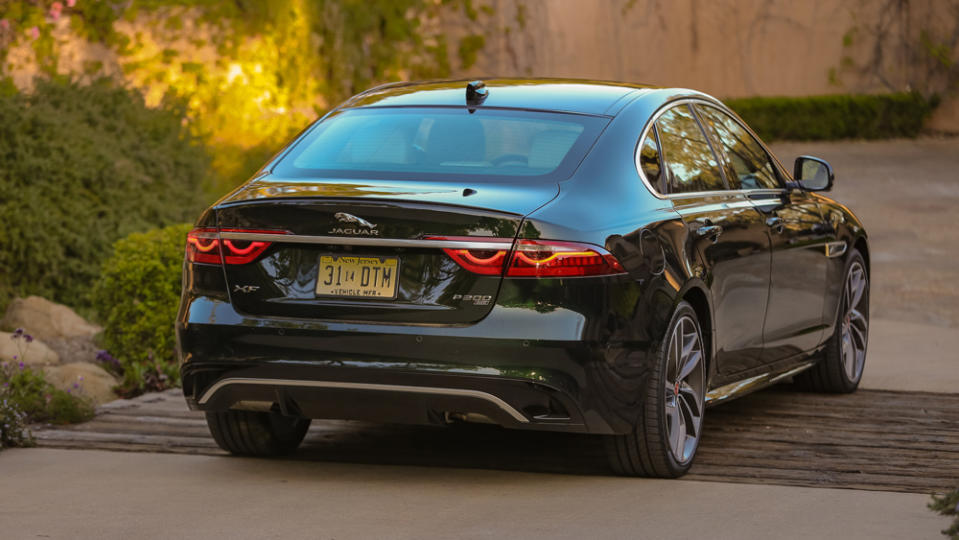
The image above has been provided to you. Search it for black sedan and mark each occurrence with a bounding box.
[177,79,869,477]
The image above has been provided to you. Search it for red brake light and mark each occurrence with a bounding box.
[506,239,625,277]
[186,228,288,265]
[429,236,510,275]
[429,236,625,278]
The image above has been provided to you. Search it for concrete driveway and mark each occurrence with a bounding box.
[1,138,957,539]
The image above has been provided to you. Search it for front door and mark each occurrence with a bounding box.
[750,190,830,362]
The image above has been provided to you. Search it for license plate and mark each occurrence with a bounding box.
[316,255,400,299]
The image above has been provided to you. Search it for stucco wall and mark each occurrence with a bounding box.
[457,0,958,100]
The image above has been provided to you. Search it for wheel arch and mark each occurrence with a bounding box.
[677,282,714,383]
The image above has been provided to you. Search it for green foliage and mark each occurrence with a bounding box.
[2,0,485,193]
[0,390,34,449]
[458,34,486,69]
[725,92,938,142]
[1,361,95,429]
[92,224,191,396]
[930,488,959,539]
[0,77,209,312]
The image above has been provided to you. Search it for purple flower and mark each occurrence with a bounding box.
[24,334,33,343]
[18,362,24,370]
[12,328,23,338]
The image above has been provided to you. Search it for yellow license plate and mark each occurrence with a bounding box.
[316,255,400,299]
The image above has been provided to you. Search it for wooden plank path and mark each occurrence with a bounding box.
[31,387,959,494]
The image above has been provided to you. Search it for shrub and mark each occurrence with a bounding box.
[0,77,210,313]
[92,223,191,396]
[725,92,938,142]
[930,488,959,539]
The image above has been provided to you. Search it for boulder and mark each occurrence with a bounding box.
[1,296,101,342]
[0,331,60,367]
[43,362,118,405]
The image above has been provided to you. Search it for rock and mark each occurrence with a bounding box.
[43,362,118,405]
[0,331,60,367]
[44,336,102,365]
[1,296,101,342]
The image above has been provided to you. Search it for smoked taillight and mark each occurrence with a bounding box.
[186,228,287,265]
[430,236,625,278]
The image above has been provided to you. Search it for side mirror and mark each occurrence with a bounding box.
[792,155,834,192]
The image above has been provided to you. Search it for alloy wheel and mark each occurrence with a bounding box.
[840,261,869,382]
[663,315,705,464]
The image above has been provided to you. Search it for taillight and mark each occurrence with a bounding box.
[430,236,625,278]
[186,228,287,265]
[506,239,625,277]
[428,236,510,275]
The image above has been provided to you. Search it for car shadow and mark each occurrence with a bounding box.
[293,421,612,476]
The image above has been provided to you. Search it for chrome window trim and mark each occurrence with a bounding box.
[634,97,789,200]
[197,377,530,423]
[219,232,514,251]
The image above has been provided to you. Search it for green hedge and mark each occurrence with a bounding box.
[0,77,210,313]
[725,92,938,142]
[92,224,190,396]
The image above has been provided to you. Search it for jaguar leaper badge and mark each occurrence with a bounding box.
[330,212,379,236]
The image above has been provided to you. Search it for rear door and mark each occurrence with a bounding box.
[653,103,772,375]
[695,104,830,362]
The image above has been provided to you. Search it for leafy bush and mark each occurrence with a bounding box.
[725,92,938,141]
[931,488,959,539]
[92,223,191,396]
[0,77,210,313]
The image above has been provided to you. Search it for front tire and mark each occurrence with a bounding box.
[206,409,311,456]
[796,249,869,393]
[606,301,706,478]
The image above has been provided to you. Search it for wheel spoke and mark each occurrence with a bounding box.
[848,267,866,308]
[842,332,856,379]
[677,349,702,382]
[849,309,868,349]
[670,406,686,458]
[678,390,701,438]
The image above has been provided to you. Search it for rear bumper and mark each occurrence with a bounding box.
[177,295,660,435]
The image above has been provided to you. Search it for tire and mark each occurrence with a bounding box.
[206,409,311,456]
[605,301,707,478]
[795,249,869,393]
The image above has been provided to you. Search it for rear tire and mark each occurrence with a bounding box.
[796,249,869,393]
[605,301,706,478]
[206,409,310,456]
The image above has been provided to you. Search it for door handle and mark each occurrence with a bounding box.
[695,224,723,242]
[766,216,785,234]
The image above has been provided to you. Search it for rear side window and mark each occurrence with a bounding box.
[655,105,726,194]
[273,107,609,182]
[696,105,780,190]
[638,126,664,192]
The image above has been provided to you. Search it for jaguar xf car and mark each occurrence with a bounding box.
[176,79,869,477]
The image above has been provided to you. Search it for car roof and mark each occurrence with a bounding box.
[340,78,666,116]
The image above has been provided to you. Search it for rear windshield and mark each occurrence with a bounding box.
[272,107,609,182]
